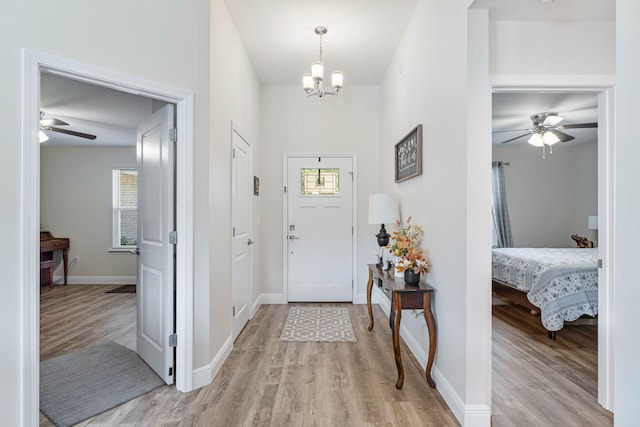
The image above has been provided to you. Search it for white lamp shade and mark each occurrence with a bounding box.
[303,73,314,90]
[527,132,544,147]
[331,71,343,89]
[368,193,399,225]
[543,131,560,145]
[311,61,323,80]
[588,215,598,230]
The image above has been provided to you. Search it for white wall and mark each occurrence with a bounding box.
[492,141,598,248]
[259,86,380,300]
[209,0,262,368]
[40,146,137,280]
[490,21,616,75]
[614,0,640,423]
[0,1,211,423]
[380,1,483,423]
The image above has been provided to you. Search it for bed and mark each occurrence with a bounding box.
[492,247,598,338]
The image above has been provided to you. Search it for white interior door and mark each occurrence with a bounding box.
[231,126,253,340]
[136,104,175,384]
[287,156,353,302]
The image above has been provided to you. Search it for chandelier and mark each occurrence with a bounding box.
[303,26,343,98]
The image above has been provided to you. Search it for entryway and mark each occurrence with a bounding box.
[284,155,355,302]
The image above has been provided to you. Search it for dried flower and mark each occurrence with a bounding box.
[387,217,430,274]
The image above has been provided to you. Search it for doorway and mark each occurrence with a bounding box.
[490,80,615,411]
[284,155,355,302]
[22,50,196,424]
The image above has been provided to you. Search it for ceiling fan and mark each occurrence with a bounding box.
[495,112,597,146]
[40,111,97,141]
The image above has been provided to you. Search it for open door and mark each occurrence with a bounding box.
[136,104,176,384]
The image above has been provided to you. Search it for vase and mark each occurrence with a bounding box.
[404,269,421,285]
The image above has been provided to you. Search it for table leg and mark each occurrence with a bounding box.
[423,293,436,388]
[366,269,374,331]
[62,249,68,285]
[392,293,404,389]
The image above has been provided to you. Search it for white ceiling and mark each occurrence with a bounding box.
[39,0,613,146]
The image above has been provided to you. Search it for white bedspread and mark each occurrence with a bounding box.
[492,248,598,331]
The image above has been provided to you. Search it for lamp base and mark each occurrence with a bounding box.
[376,224,390,247]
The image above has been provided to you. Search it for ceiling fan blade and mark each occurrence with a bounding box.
[40,118,69,127]
[500,132,532,144]
[548,129,575,143]
[562,122,598,129]
[492,128,530,134]
[47,126,97,140]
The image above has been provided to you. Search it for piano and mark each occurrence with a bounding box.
[40,231,70,287]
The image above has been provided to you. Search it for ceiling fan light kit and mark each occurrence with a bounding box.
[303,26,343,98]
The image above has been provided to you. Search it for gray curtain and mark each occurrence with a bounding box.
[491,161,513,248]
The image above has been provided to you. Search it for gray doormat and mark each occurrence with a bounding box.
[40,341,164,427]
[280,306,357,342]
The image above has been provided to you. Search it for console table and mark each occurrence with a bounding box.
[366,263,436,389]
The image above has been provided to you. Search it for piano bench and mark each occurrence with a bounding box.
[40,260,53,288]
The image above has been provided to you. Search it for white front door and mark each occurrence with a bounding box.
[136,104,175,384]
[231,126,253,340]
[286,156,353,302]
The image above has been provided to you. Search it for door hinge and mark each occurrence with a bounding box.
[232,306,236,316]
[169,128,177,142]
[232,227,236,237]
[169,367,173,376]
[232,148,236,158]
[169,230,178,245]
[598,259,603,268]
[169,333,177,347]
[284,186,287,193]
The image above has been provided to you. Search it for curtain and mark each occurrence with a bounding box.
[491,161,513,248]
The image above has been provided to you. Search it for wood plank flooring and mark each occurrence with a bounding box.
[39,286,457,426]
[39,285,612,426]
[491,299,612,426]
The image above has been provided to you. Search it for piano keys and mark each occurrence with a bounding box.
[40,231,70,287]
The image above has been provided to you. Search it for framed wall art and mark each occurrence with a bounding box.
[395,124,422,183]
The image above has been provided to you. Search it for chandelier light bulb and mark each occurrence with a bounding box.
[311,62,324,80]
[303,74,314,91]
[331,71,343,89]
[302,26,343,98]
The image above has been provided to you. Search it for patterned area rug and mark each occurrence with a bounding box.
[280,306,357,342]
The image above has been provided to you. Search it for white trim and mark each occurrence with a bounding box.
[260,293,288,304]
[191,336,233,391]
[490,74,616,411]
[282,152,358,303]
[21,50,196,424]
[51,276,136,285]
[352,293,368,304]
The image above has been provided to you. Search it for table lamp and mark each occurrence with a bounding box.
[368,193,399,249]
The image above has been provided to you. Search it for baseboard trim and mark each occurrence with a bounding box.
[52,275,136,285]
[191,335,233,390]
[352,293,367,304]
[260,293,288,304]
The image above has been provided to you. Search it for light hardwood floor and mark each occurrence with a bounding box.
[40,285,457,426]
[491,299,612,427]
[39,285,612,426]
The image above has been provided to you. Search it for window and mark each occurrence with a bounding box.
[300,168,340,195]
[112,169,138,249]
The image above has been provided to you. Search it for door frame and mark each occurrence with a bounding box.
[489,75,616,410]
[282,152,358,303]
[21,50,195,424]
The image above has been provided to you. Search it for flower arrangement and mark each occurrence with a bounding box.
[387,217,430,274]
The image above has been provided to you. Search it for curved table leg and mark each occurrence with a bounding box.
[367,269,374,331]
[392,293,404,389]
[423,293,437,388]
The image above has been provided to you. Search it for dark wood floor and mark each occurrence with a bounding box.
[39,285,613,426]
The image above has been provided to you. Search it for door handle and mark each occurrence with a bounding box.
[128,248,141,255]
[247,239,255,245]
[288,235,301,240]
